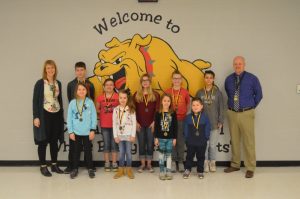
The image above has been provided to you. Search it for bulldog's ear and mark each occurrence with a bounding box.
[106,37,121,48]
[130,34,152,48]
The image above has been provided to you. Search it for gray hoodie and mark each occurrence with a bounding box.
[196,86,224,130]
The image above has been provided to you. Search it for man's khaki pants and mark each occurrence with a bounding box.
[227,109,256,171]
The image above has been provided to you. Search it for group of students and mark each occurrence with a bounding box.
[33,60,224,180]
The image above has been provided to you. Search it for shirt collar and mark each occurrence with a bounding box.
[234,71,246,78]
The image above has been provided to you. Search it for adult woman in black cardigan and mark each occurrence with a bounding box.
[33,60,64,177]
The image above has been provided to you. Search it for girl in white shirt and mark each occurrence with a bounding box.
[113,89,136,179]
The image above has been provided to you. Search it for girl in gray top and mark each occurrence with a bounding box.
[196,70,224,172]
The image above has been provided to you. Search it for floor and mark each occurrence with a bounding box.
[0,167,300,199]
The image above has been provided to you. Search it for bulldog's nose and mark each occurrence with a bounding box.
[100,65,107,71]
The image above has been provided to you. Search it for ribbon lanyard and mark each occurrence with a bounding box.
[204,86,215,100]
[143,94,149,107]
[192,113,201,130]
[118,107,125,126]
[105,92,114,106]
[162,112,170,128]
[76,97,86,122]
[172,88,181,109]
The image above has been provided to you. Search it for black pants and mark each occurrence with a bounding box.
[67,139,75,169]
[185,143,207,173]
[68,139,90,169]
[38,111,62,165]
[38,142,58,165]
[72,135,93,170]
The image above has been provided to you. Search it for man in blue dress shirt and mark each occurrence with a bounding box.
[224,56,262,178]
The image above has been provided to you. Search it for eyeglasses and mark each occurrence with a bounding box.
[142,79,150,82]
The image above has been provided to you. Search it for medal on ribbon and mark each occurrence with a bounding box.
[162,112,170,136]
[143,94,149,112]
[192,113,201,136]
[118,107,125,133]
[172,88,181,112]
[76,97,86,122]
[204,86,214,105]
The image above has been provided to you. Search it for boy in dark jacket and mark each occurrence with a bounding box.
[183,97,211,179]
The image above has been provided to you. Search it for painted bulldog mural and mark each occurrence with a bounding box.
[88,34,211,100]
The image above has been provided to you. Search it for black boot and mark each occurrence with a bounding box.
[70,169,78,179]
[40,166,52,177]
[64,166,72,174]
[88,169,95,179]
[51,164,64,174]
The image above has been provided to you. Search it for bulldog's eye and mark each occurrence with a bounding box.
[113,57,122,65]
[100,59,105,64]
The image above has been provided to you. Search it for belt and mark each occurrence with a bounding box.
[228,107,253,112]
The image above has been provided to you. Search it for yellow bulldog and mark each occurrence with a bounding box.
[89,34,211,100]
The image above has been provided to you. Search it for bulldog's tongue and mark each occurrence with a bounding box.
[115,77,126,89]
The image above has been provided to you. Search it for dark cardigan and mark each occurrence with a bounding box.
[32,79,64,145]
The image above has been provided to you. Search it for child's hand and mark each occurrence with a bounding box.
[172,139,176,146]
[114,137,120,144]
[69,133,75,141]
[33,118,40,128]
[130,136,136,143]
[150,122,155,133]
[136,123,141,132]
[154,138,159,146]
[89,131,95,140]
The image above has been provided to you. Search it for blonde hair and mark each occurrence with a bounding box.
[42,60,57,80]
[135,74,157,103]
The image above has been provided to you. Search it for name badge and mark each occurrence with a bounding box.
[234,95,238,101]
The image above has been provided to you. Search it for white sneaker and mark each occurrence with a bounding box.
[198,172,204,179]
[209,160,216,172]
[204,160,209,173]
[183,169,190,179]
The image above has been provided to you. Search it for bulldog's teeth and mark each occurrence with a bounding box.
[110,75,113,79]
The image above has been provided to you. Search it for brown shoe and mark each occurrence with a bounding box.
[224,167,240,173]
[113,167,124,179]
[245,170,254,178]
[126,167,135,179]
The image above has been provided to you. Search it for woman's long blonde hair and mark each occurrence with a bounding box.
[42,60,57,80]
[135,74,157,103]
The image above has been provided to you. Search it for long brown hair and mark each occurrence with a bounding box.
[159,93,174,114]
[42,60,58,80]
[135,74,157,103]
[118,89,135,114]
